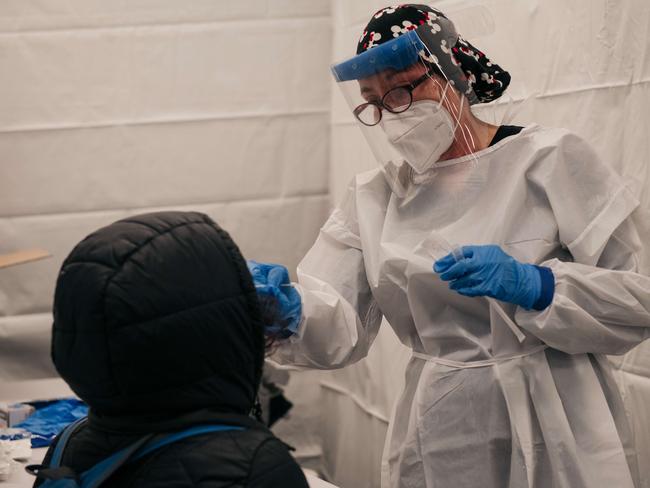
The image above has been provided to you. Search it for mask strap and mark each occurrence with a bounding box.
[436,79,451,111]
[440,83,473,151]
[456,95,475,153]
[436,79,462,130]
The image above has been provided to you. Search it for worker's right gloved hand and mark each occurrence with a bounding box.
[247,260,302,338]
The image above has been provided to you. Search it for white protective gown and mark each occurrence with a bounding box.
[274,124,650,488]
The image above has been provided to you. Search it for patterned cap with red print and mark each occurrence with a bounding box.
[357,4,510,103]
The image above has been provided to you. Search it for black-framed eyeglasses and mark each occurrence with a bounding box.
[353,71,435,127]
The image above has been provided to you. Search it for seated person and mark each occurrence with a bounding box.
[32,211,309,488]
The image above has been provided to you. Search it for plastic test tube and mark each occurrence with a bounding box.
[451,246,465,263]
[448,244,526,343]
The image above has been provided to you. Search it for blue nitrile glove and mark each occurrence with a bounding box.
[433,245,554,311]
[16,398,88,448]
[247,260,302,338]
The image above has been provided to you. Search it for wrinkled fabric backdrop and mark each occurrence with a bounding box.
[1,1,648,487]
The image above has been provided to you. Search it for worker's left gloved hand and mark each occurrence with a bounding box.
[247,260,302,338]
[434,245,553,311]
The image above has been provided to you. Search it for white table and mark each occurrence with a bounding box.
[0,379,73,487]
[304,471,340,488]
[0,380,339,487]
[1,447,45,488]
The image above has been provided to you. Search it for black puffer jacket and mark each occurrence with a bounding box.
[35,211,308,488]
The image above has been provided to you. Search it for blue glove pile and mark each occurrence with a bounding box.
[247,260,303,338]
[434,245,554,311]
[16,398,88,448]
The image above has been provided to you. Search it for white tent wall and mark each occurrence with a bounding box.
[324,1,650,487]
[2,1,650,486]
[0,0,332,469]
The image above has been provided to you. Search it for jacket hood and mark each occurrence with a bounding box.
[52,211,264,417]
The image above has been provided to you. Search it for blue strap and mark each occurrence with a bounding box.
[44,423,244,488]
[49,417,88,468]
[40,480,79,488]
[132,424,244,461]
[78,435,153,488]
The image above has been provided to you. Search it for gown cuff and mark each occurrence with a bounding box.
[532,265,555,310]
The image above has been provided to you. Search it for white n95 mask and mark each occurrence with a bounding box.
[380,99,456,174]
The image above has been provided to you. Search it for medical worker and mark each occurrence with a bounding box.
[249,4,650,488]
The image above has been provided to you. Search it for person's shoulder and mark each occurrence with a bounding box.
[520,125,626,196]
[324,167,387,239]
[117,425,298,487]
[515,124,609,176]
[178,427,308,487]
[247,435,309,487]
[518,124,594,154]
[177,422,273,457]
[336,167,387,199]
[355,167,384,185]
[348,167,391,207]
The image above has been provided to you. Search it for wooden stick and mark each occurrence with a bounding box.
[0,249,51,269]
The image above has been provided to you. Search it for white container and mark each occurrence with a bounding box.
[0,439,13,481]
[0,428,32,462]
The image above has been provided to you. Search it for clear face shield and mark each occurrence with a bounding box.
[332,24,482,199]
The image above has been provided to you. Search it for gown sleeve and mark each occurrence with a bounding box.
[271,180,383,369]
[515,130,650,355]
